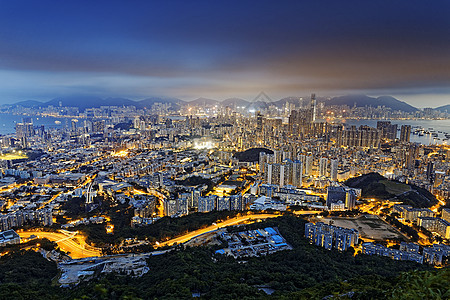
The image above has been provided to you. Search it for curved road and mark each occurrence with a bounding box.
[19,231,101,259]
[19,211,319,257]
[157,213,281,247]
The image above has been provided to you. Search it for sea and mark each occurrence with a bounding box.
[344,119,450,145]
[0,113,67,135]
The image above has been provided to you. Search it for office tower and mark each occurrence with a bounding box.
[177,197,189,216]
[426,162,434,183]
[259,152,267,174]
[93,120,105,133]
[229,195,244,211]
[265,163,273,184]
[256,111,264,133]
[326,187,356,210]
[442,208,450,223]
[319,157,328,177]
[406,144,420,170]
[164,199,178,217]
[345,190,356,210]
[377,121,398,140]
[292,160,303,187]
[198,196,217,213]
[271,163,281,185]
[216,197,230,211]
[289,109,310,136]
[133,117,140,129]
[298,154,306,172]
[71,119,77,132]
[274,149,283,164]
[15,118,34,138]
[330,159,338,181]
[342,125,380,148]
[282,150,292,161]
[305,156,313,176]
[400,125,411,142]
[279,163,289,187]
[310,93,316,123]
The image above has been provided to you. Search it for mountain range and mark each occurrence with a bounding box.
[4,94,447,113]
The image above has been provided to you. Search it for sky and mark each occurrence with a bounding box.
[0,0,449,107]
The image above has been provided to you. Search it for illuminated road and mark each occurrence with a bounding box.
[292,210,321,215]
[157,213,281,247]
[134,188,166,217]
[19,231,101,259]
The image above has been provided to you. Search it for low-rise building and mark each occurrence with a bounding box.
[0,229,20,247]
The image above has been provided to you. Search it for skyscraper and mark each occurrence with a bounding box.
[319,157,328,177]
[426,161,434,183]
[400,125,411,143]
[15,118,34,139]
[330,159,339,181]
[305,155,313,176]
[377,121,397,140]
[310,93,317,123]
[292,160,303,187]
[256,111,264,133]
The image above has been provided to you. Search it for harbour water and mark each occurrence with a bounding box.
[1,113,449,145]
[345,119,450,145]
[0,113,66,135]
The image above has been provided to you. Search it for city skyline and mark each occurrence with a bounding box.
[0,1,449,107]
[0,2,449,298]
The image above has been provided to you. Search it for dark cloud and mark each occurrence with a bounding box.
[0,0,449,106]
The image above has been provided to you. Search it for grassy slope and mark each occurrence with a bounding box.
[346,173,438,208]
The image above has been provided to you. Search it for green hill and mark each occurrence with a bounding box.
[345,173,438,207]
[233,148,273,162]
[0,215,441,299]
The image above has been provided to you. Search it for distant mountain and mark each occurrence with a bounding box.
[8,96,184,111]
[186,97,220,106]
[246,101,269,111]
[325,95,418,112]
[435,104,450,113]
[137,97,184,110]
[13,100,44,108]
[46,96,109,109]
[7,94,423,113]
[221,98,250,108]
[233,147,273,162]
[272,96,305,108]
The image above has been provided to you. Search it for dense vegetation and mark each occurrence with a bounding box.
[0,251,60,300]
[174,175,212,186]
[345,172,438,207]
[81,210,242,248]
[1,215,446,299]
[233,148,273,162]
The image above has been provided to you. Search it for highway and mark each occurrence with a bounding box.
[156,213,281,247]
[20,211,319,257]
[292,210,321,215]
[19,230,102,259]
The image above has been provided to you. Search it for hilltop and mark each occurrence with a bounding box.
[325,95,419,112]
[345,173,438,207]
[233,148,273,162]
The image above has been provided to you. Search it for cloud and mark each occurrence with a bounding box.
[0,0,449,106]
